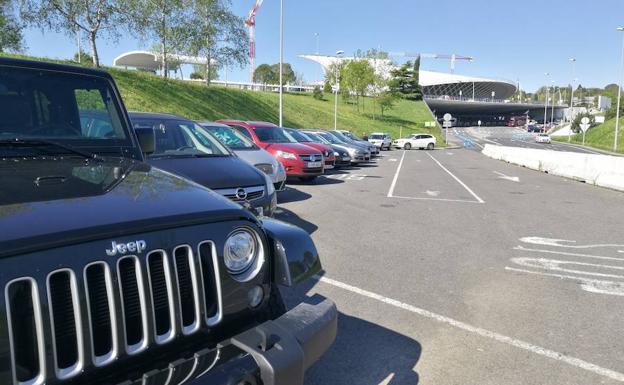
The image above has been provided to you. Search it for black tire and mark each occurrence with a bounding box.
[427,143,435,150]
[267,285,287,319]
[404,143,412,150]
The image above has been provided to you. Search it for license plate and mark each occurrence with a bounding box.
[307,161,322,168]
[325,164,334,169]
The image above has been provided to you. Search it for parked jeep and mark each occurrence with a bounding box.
[0,58,336,385]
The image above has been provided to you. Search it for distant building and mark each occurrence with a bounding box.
[597,95,612,111]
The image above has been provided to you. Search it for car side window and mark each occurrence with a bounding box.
[230,125,253,139]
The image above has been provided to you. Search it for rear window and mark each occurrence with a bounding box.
[0,65,129,148]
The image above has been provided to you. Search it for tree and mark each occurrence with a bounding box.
[1,0,23,52]
[253,63,297,85]
[312,85,324,101]
[253,63,273,84]
[20,0,122,67]
[73,50,93,66]
[377,91,398,116]
[341,59,375,111]
[388,60,422,101]
[571,112,595,133]
[323,80,332,93]
[124,0,191,77]
[186,0,247,86]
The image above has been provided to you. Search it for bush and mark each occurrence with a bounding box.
[313,85,324,101]
[323,80,332,94]
[190,72,204,80]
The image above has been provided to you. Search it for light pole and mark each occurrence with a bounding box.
[551,80,555,126]
[543,72,550,128]
[569,58,576,142]
[334,50,344,130]
[472,81,475,101]
[614,27,624,152]
[278,0,284,127]
[314,32,320,82]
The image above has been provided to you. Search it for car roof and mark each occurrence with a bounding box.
[0,57,113,79]
[198,121,232,128]
[217,120,277,127]
[128,111,187,121]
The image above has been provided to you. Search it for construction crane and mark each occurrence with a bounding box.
[388,52,474,73]
[245,0,264,82]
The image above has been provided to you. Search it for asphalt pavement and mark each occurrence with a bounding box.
[451,126,605,154]
[275,134,624,385]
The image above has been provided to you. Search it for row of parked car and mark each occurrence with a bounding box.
[125,112,395,217]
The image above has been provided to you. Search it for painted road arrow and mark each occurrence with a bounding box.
[494,171,520,182]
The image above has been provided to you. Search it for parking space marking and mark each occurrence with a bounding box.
[327,173,367,181]
[426,153,485,203]
[315,275,624,382]
[520,236,624,249]
[391,195,482,203]
[387,150,407,197]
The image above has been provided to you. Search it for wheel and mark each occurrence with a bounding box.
[427,143,435,150]
[267,285,286,319]
[404,143,412,150]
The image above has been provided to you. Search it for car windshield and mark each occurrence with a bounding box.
[254,126,297,143]
[132,118,230,158]
[369,134,384,140]
[347,132,364,140]
[331,131,353,142]
[304,132,329,144]
[285,129,313,142]
[201,123,258,150]
[0,65,132,157]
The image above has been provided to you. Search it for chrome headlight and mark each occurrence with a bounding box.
[224,228,265,281]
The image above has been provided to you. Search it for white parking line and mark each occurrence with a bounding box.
[387,150,407,197]
[391,195,482,204]
[316,275,624,382]
[426,153,485,203]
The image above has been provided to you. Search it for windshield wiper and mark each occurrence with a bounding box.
[0,138,102,161]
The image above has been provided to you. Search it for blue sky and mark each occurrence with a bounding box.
[22,0,624,92]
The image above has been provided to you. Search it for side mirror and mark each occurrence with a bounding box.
[135,127,155,155]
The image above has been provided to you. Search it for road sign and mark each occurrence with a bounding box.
[443,113,453,122]
[580,123,590,133]
[581,116,590,125]
[443,121,453,128]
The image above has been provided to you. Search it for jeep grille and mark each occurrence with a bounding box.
[4,241,222,385]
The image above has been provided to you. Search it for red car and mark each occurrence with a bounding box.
[284,128,336,170]
[218,120,325,181]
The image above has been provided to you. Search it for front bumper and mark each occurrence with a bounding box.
[160,298,337,385]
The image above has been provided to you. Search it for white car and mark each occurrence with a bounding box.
[368,132,392,150]
[535,133,551,144]
[200,122,287,190]
[392,134,436,150]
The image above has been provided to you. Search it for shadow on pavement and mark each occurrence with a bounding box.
[282,276,421,385]
[287,176,345,186]
[273,206,318,235]
[277,187,312,204]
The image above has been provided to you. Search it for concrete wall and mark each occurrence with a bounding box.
[482,144,624,192]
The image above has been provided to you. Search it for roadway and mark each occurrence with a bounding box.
[451,126,605,154]
[275,142,624,384]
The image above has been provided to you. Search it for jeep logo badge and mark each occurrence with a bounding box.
[106,240,147,256]
[235,188,248,200]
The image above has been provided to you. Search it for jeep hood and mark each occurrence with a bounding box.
[0,156,251,257]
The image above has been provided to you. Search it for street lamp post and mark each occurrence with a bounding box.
[314,32,320,83]
[569,58,576,142]
[543,72,550,128]
[614,27,624,152]
[278,0,284,127]
[551,81,555,126]
[334,50,344,130]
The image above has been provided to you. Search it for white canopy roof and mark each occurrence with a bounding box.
[113,51,213,71]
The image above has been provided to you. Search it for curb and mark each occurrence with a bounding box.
[552,140,623,157]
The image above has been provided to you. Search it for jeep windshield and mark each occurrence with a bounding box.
[132,117,231,158]
[0,64,134,158]
[254,126,297,143]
